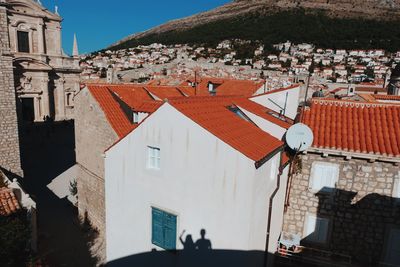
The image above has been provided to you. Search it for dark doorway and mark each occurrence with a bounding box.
[21,97,35,122]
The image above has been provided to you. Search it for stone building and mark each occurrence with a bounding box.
[281,99,400,266]
[1,0,80,122]
[0,1,22,177]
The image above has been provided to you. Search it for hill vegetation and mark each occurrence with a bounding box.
[110,9,400,52]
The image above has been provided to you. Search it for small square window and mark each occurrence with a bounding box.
[147,146,160,170]
[309,162,339,193]
[304,214,329,244]
[152,207,177,250]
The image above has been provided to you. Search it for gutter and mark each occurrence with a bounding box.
[264,151,284,267]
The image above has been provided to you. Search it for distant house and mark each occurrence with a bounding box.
[280,99,400,267]
[104,96,292,266]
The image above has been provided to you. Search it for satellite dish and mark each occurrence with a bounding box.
[285,123,314,152]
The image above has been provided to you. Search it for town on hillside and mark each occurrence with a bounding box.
[0,1,399,267]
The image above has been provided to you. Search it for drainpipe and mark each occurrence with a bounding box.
[264,151,284,267]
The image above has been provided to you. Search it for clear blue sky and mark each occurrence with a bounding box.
[40,0,230,55]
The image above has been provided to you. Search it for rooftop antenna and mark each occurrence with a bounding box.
[55,5,59,15]
[268,92,289,117]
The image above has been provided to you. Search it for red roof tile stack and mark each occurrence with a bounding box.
[0,188,21,216]
[302,99,400,157]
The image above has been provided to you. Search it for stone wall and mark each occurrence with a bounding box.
[282,153,400,266]
[0,4,23,177]
[75,87,118,233]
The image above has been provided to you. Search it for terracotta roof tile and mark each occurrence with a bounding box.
[169,97,283,162]
[302,99,400,157]
[0,188,21,216]
[145,86,186,99]
[182,77,263,97]
[135,101,163,113]
[87,85,135,138]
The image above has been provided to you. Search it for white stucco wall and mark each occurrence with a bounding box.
[105,103,284,263]
[238,107,287,140]
[268,165,289,253]
[250,86,300,120]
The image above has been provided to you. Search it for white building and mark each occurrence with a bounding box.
[104,97,292,266]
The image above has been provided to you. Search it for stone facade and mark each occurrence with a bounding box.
[75,87,118,233]
[282,152,400,266]
[2,0,80,122]
[0,2,22,177]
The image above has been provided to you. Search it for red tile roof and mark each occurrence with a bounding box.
[355,86,387,93]
[302,99,400,157]
[106,85,154,110]
[169,97,284,162]
[145,86,186,99]
[87,85,136,138]
[359,94,400,103]
[182,77,264,97]
[0,188,21,216]
[135,101,163,113]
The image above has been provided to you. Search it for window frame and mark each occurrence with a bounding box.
[133,112,139,124]
[147,146,161,170]
[309,162,339,193]
[17,30,30,53]
[303,213,330,245]
[151,207,177,250]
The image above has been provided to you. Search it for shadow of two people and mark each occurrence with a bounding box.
[108,228,268,267]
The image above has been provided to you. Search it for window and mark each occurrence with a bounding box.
[228,107,250,122]
[147,146,160,169]
[152,207,177,250]
[17,31,30,53]
[304,214,329,244]
[309,162,339,192]
[133,112,139,124]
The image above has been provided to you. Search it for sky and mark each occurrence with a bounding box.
[40,0,231,55]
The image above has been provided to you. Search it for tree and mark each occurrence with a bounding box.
[0,211,31,267]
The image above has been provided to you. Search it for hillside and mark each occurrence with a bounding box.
[109,0,400,51]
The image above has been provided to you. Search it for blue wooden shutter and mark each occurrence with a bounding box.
[163,212,177,250]
[152,208,164,247]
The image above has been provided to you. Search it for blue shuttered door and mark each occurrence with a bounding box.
[163,213,177,250]
[152,208,164,247]
[152,207,177,250]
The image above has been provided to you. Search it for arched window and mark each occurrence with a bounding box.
[15,23,31,53]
